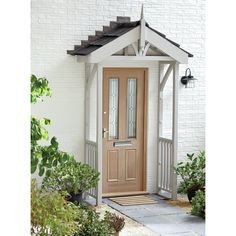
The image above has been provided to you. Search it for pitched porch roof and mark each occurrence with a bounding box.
[67,16,193,58]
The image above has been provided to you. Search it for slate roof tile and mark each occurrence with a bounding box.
[67,16,193,57]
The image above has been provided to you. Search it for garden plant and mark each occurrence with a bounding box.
[42,158,100,202]
[174,151,205,201]
[74,206,113,236]
[174,151,205,218]
[31,179,81,236]
[191,189,205,218]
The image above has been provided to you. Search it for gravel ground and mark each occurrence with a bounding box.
[96,204,160,236]
[166,195,192,213]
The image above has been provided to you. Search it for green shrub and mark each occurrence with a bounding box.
[31,179,81,236]
[191,190,205,218]
[174,151,205,194]
[75,206,112,236]
[42,159,100,195]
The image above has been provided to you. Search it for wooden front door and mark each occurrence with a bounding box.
[103,68,147,194]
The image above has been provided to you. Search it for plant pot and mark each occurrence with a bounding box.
[187,186,202,202]
[114,232,119,236]
[68,193,83,203]
[187,186,205,202]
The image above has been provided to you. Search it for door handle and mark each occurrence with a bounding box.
[102,128,109,138]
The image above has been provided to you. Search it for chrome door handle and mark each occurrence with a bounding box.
[102,128,109,138]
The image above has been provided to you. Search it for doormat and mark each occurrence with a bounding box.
[109,195,158,206]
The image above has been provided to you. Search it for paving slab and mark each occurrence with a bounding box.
[120,208,157,219]
[162,232,199,236]
[103,194,205,236]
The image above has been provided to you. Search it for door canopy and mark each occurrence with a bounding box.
[67,10,193,64]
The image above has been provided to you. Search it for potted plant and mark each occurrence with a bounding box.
[174,151,205,202]
[42,159,100,203]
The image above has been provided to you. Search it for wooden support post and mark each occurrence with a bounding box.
[160,64,173,91]
[96,63,103,205]
[84,63,90,161]
[159,63,165,137]
[157,62,163,193]
[84,64,89,200]
[171,62,179,200]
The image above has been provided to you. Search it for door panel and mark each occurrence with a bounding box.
[107,150,119,182]
[125,149,136,180]
[103,68,147,194]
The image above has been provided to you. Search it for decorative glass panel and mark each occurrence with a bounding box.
[109,78,119,139]
[127,78,137,138]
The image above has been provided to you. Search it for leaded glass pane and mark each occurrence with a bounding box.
[109,78,119,139]
[127,78,137,138]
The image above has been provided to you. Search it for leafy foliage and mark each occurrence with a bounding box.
[31,74,51,104]
[31,179,81,236]
[174,151,205,194]
[104,211,125,233]
[74,206,112,236]
[31,74,73,176]
[191,190,205,218]
[42,159,100,194]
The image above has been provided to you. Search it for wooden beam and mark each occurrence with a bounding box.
[142,42,150,56]
[146,27,188,64]
[81,27,140,63]
[102,56,174,63]
[85,63,91,84]
[84,64,94,146]
[84,64,90,163]
[171,62,179,200]
[160,64,173,91]
[131,43,139,56]
[87,64,97,90]
[159,63,165,137]
[96,64,103,205]
[139,18,146,54]
[157,61,162,193]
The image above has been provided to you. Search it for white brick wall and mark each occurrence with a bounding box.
[31,0,205,191]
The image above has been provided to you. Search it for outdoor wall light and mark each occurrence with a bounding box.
[181,68,197,88]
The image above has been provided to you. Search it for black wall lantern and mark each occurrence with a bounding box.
[181,68,197,88]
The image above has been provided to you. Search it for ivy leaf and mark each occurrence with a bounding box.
[45,169,51,177]
[42,129,49,140]
[51,137,59,149]
[53,159,58,167]
[31,164,37,174]
[40,118,51,126]
[39,166,45,176]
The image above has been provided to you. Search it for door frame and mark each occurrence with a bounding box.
[102,67,148,196]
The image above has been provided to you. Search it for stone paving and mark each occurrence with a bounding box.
[96,204,160,236]
[102,194,205,236]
